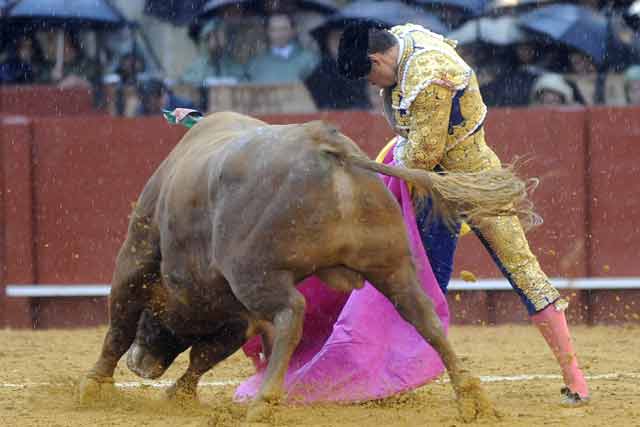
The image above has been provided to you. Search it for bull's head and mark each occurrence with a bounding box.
[126,309,192,379]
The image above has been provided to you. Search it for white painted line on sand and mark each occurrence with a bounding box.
[1,372,638,389]
[117,379,241,389]
[0,379,240,389]
[478,372,640,383]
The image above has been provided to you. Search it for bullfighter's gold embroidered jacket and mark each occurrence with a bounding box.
[383,23,489,172]
[380,24,562,313]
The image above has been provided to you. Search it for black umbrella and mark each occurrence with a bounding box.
[624,0,640,31]
[448,16,528,46]
[310,0,448,43]
[518,4,608,64]
[144,0,209,26]
[0,0,14,51]
[0,0,13,20]
[189,0,338,40]
[412,0,487,17]
[6,0,127,29]
[486,0,567,15]
[198,0,337,18]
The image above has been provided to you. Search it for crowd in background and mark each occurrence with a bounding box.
[3,0,640,115]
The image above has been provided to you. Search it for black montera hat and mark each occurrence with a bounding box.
[338,21,387,80]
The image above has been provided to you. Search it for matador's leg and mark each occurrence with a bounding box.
[470,211,589,405]
[470,215,560,313]
[416,197,460,294]
[443,129,589,404]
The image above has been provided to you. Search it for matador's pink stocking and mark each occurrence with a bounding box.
[531,304,589,403]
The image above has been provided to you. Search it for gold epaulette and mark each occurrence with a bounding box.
[390,24,472,111]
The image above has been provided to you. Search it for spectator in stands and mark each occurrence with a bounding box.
[602,0,639,71]
[0,34,50,85]
[482,41,549,107]
[50,30,101,89]
[247,13,318,84]
[114,51,147,86]
[529,73,576,106]
[102,73,124,116]
[564,48,626,106]
[457,43,499,87]
[623,64,640,105]
[102,52,149,116]
[137,77,195,116]
[181,20,248,87]
[305,28,371,110]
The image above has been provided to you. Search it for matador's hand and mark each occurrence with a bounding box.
[392,136,409,166]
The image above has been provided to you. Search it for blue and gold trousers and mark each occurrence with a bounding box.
[415,129,562,315]
[416,201,561,315]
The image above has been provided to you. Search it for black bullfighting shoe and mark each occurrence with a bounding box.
[560,387,590,407]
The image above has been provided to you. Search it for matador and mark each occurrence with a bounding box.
[337,22,589,405]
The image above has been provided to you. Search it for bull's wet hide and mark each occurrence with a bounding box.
[235,148,450,403]
[81,112,504,419]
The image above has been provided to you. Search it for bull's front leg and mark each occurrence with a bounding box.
[396,285,495,421]
[79,223,158,404]
[79,286,145,404]
[369,264,497,422]
[229,271,305,423]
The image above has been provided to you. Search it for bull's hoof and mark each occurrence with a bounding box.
[245,400,277,424]
[454,375,500,423]
[78,375,116,405]
[165,382,197,401]
[560,387,590,407]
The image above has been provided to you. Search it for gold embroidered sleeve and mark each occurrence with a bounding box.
[399,84,453,170]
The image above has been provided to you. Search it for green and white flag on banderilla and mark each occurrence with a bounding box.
[163,108,204,129]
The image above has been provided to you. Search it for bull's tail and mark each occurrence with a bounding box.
[341,153,541,230]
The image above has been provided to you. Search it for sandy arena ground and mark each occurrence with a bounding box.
[0,324,638,426]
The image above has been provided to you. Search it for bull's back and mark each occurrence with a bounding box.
[135,112,268,218]
[209,122,403,274]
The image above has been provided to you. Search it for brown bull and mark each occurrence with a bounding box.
[79,112,508,421]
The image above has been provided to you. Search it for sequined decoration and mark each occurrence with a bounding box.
[384,23,563,312]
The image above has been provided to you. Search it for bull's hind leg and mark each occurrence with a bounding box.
[166,321,248,400]
[228,270,305,422]
[365,258,496,422]
[79,214,159,403]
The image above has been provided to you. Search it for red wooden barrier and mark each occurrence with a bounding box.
[587,106,640,276]
[261,111,394,158]
[0,85,96,116]
[1,116,36,327]
[586,107,640,323]
[453,108,590,323]
[1,108,639,328]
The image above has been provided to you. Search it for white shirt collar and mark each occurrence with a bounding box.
[394,33,405,66]
[271,44,295,59]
